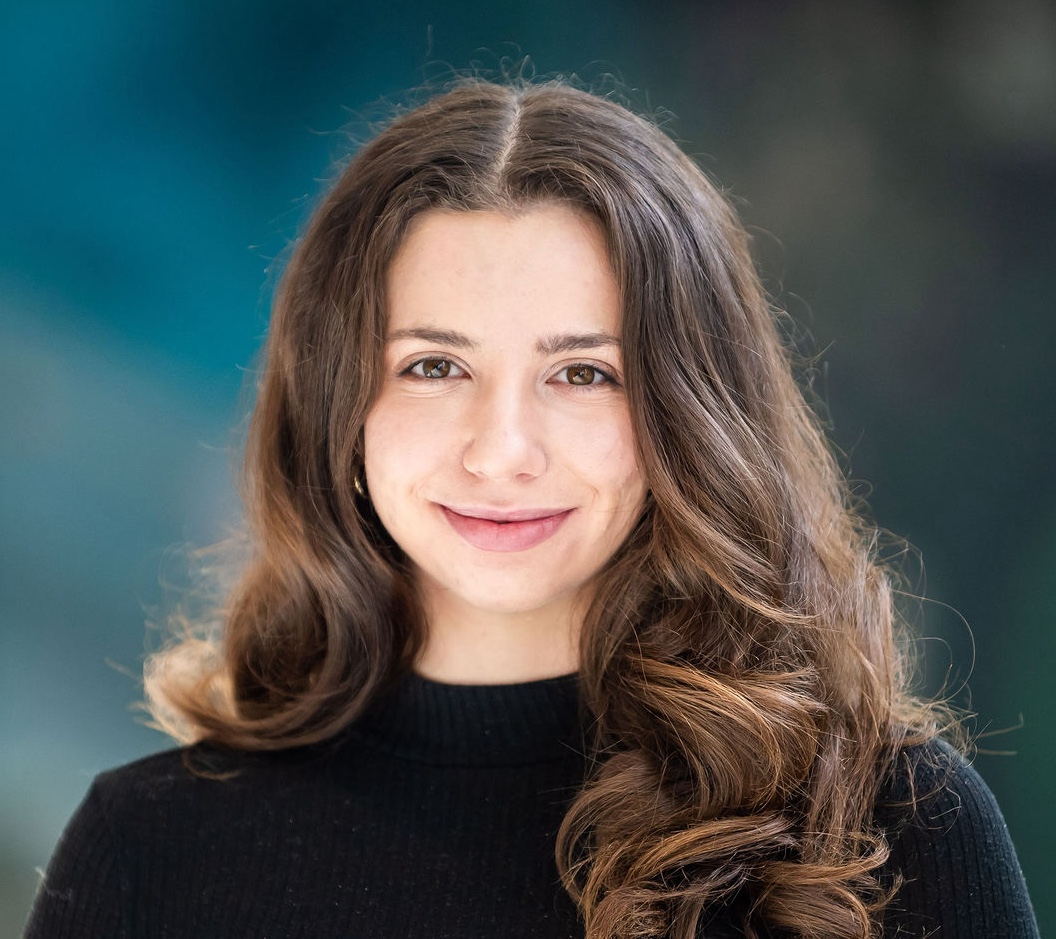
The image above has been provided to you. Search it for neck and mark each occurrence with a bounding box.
[414,592,581,684]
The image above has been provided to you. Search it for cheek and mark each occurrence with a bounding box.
[560,407,645,504]
[362,399,412,498]
[363,394,460,495]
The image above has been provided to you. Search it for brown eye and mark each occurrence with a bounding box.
[417,357,452,379]
[565,364,597,385]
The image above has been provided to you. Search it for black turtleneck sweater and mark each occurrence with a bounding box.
[23,674,1038,938]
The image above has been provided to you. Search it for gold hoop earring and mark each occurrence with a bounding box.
[353,473,367,498]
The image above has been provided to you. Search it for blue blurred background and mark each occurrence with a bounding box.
[3,1,1053,933]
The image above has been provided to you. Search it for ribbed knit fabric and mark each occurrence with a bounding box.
[23,674,1038,938]
[875,744,1039,937]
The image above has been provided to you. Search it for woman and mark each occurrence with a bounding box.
[25,80,1037,938]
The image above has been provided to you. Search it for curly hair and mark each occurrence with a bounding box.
[146,80,943,938]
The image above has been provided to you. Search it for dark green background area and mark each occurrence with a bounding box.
[2,1,1052,934]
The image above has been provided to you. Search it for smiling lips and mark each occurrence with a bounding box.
[440,506,574,552]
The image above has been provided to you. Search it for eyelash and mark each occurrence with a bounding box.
[402,357,465,380]
[399,357,620,387]
[552,363,617,387]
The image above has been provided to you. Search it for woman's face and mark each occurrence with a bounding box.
[363,204,648,632]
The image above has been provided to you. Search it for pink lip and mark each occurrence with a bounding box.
[440,505,573,552]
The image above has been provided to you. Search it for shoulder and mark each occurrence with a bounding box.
[24,749,204,938]
[875,737,1039,938]
[50,745,265,870]
[877,737,1004,837]
[92,745,211,798]
[25,740,346,937]
[86,739,338,829]
[87,745,250,815]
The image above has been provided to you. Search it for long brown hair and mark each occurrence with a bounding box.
[146,80,943,938]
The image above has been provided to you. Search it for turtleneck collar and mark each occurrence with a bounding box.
[347,671,585,767]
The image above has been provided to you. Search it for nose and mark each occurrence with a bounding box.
[461,381,546,480]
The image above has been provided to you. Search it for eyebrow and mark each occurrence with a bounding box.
[386,327,621,355]
[387,327,477,348]
[535,331,622,355]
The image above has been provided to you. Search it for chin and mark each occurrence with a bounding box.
[425,565,588,620]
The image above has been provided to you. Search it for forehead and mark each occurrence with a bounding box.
[385,206,621,340]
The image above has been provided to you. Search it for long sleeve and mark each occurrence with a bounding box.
[879,743,1039,938]
[23,782,129,938]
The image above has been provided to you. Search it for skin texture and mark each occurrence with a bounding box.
[363,205,648,683]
